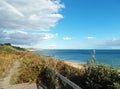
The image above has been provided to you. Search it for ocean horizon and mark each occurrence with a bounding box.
[33,49,120,68]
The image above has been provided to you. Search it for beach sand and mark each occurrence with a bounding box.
[64,61,85,69]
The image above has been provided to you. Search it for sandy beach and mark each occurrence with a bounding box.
[64,61,85,69]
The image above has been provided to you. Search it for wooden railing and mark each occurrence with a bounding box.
[37,67,82,89]
[56,73,81,89]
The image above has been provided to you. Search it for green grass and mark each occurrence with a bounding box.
[0,43,25,78]
[0,44,120,89]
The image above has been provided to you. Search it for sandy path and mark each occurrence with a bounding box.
[0,60,20,88]
[0,60,43,89]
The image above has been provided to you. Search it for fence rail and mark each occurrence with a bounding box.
[47,67,82,89]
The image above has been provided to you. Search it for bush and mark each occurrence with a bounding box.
[10,50,120,89]
[80,63,120,89]
[78,51,120,89]
[39,67,57,89]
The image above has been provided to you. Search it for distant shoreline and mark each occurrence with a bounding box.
[32,50,86,69]
[32,49,120,68]
[64,60,85,69]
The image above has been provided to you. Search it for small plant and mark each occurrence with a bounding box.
[39,67,57,89]
[114,82,120,89]
[78,50,120,89]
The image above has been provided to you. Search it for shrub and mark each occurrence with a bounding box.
[39,67,57,89]
[10,50,120,89]
[80,63,120,89]
[78,50,120,89]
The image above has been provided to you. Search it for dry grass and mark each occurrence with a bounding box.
[0,51,18,78]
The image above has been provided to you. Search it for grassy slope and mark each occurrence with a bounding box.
[0,43,120,89]
[0,43,25,78]
[0,43,26,53]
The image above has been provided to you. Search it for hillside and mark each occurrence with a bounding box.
[0,43,26,80]
[0,44,120,89]
[0,43,26,53]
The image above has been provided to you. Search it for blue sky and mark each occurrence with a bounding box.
[0,0,120,49]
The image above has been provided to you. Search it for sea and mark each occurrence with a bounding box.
[33,49,120,68]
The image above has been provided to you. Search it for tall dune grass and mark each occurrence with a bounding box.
[0,51,18,78]
[0,44,119,89]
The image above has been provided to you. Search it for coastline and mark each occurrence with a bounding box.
[32,50,86,69]
[64,60,85,69]
[32,49,120,68]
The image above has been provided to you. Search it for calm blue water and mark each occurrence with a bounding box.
[33,49,120,68]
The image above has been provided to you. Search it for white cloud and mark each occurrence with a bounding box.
[63,37,72,40]
[1,0,24,17]
[0,30,57,46]
[48,44,57,47]
[74,37,120,49]
[82,37,120,49]
[96,38,120,49]
[43,33,58,40]
[87,36,96,40]
[0,0,64,30]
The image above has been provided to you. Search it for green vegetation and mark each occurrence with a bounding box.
[0,43,22,78]
[70,51,120,89]
[10,51,59,84]
[0,44,120,89]
[0,43,25,53]
[0,51,16,78]
[78,62,120,89]
[38,51,120,89]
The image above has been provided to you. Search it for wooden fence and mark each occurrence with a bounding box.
[46,67,82,89]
